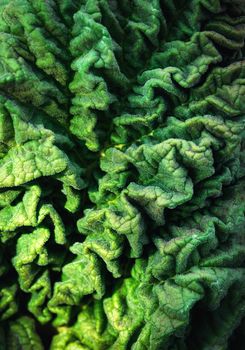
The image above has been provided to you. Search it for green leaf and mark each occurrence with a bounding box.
[7,316,44,350]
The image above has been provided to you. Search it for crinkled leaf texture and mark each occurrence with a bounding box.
[0,0,244,349]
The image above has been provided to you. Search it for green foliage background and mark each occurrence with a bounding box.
[0,0,244,349]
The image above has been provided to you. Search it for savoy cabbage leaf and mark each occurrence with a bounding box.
[0,0,244,349]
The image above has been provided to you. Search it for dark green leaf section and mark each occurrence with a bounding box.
[0,0,244,349]
[56,114,242,310]
[7,316,43,350]
[51,183,245,349]
[69,0,245,149]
